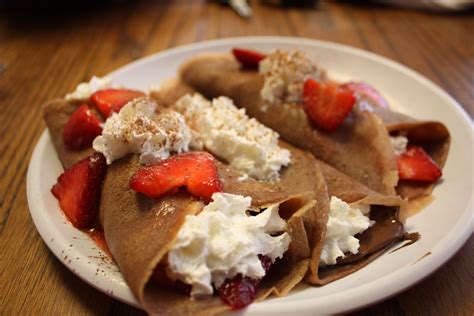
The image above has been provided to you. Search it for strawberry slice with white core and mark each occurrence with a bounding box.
[303,79,356,132]
[51,153,107,229]
[397,146,442,183]
[63,104,103,150]
[91,89,145,117]
[130,152,223,202]
[232,48,267,68]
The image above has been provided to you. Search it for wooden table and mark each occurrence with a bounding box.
[1,1,472,314]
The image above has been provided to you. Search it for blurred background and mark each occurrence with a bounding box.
[1,0,472,113]
[1,0,473,12]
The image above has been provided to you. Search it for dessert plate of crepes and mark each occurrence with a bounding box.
[27,37,473,315]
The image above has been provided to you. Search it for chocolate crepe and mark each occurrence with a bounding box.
[179,54,399,195]
[309,160,406,284]
[42,98,100,169]
[273,144,406,285]
[100,154,317,315]
[357,98,450,199]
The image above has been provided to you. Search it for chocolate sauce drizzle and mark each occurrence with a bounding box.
[337,206,420,265]
[389,232,421,253]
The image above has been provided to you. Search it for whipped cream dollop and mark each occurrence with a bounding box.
[259,50,321,105]
[65,76,115,100]
[168,192,291,297]
[93,97,192,165]
[174,94,291,182]
[320,197,374,266]
[390,135,409,156]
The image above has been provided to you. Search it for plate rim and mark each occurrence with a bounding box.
[26,130,142,307]
[27,36,473,314]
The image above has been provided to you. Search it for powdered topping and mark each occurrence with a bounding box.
[259,50,321,105]
[174,94,291,182]
[92,96,192,165]
[167,192,290,297]
[320,197,374,266]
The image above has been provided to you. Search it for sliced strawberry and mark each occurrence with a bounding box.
[51,153,107,229]
[232,48,267,68]
[218,275,257,310]
[63,104,102,150]
[91,89,145,117]
[129,152,222,202]
[345,81,389,108]
[303,79,356,132]
[397,146,442,183]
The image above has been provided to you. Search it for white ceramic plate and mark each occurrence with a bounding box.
[27,37,473,314]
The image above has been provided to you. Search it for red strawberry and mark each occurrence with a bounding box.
[129,152,222,202]
[91,89,145,117]
[303,79,356,132]
[232,48,267,68]
[397,146,442,183]
[218,275,257,310]
[218,257,272,309]
[63,104,103,150]
[51,153,107,229]
[258,255,273,274]
[218,255,272,309]
[345,81,389,108]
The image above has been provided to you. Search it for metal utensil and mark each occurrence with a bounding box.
[218,0,252,18]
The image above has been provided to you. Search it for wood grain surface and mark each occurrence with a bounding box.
[0,0,472,315]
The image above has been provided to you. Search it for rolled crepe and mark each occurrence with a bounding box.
[275,143,406,285]
[179,54,451,200]
[310,160,406,284]
[101,151,404,315]
[42,98,100,169]
[179,54,399,196]
[100,154,317,315]
[357,97,450,199]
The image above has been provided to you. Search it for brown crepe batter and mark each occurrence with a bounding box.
[178,53,450,200]
[41,76,426,314]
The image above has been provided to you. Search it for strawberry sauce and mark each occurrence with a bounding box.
[219,275,258,309]
[85,228,111,257]
[218,255,272,310]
